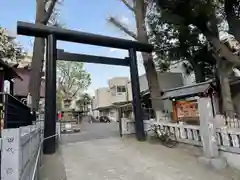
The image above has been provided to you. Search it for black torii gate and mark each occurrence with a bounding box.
[17,21,153,154]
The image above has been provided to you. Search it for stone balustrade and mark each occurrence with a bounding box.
[0,122,61,180]
[1,125,41,180]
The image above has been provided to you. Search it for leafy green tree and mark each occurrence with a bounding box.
[152,0,239,118]
[153,0,240,65]
[76,93,92,112]
[57,61,91,103]
[0,27,26,63]
[146,4,216,83]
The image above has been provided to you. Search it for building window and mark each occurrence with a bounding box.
[117,86,126,93]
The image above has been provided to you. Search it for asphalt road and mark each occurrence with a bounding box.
[60,121,120,144]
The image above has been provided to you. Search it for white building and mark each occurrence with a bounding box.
[92,72,184,121]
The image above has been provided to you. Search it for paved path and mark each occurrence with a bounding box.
[60,121,119,144]
[60,122,240,180]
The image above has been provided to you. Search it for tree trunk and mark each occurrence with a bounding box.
[30,37,45,110]
[194,69,205,83]
[29,0,46,110]
[216,59,235,119]
[204,30,236,118]
[200,20,236,118]
[205,33,240,66]
[135,0,164,120]
[29,0,57,110]
[190,61,206,83]
[196,17,240,65]
[232,91,240,119]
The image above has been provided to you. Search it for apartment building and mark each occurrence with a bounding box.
[92,72,184,121]
[92,77,129,121]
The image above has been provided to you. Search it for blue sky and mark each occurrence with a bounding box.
[0,0,145,95]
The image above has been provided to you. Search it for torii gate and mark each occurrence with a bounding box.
[17,21,153,154]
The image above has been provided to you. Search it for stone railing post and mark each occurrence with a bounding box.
[179,121,186,139]
[56,122,61,139]
[1,128,21,180]
[198,97,226,169]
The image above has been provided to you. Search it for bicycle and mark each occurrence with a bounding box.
[147,124,178,148]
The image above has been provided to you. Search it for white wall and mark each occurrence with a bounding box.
[95,87,112,108]
[128,72,184,101]
[157,72,184,90]
[92,109,100,118]
[94,72,185,111]
[108,77,129,104]
[138,74,149,93]
[169,61,195,85]
[108,77,129,87]
[109,108,119,121]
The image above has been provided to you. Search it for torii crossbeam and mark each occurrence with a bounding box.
[17,21,153,154]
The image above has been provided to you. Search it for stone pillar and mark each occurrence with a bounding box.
[1,128,21,180]
[155,110,163,122]
[9,80,14,95]
[198,97,226,169]
[152,98,164,122]
[198,97,218,158]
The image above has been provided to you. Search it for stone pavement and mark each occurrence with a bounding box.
[39,146,67,180]
[59,122,240,180]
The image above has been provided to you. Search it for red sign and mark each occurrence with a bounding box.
[175,100,199,120]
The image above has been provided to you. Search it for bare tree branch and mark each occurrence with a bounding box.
[72,88,81,98]
[59,81,67,94]
[108,17,137,39]
[68,78,76,90]
[42,0,58,24]
[119,0,136,12]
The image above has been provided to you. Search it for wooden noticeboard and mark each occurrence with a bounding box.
[173,100,199,121]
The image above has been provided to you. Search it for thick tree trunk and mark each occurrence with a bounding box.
[29,0,46,110]
[30,38,45,110]
[194,69,205,83]
[143,54,164,108]
[216,59,235,119]
[29,0,57,110]
[201,20,236,118]
[204,29,236,118]
[135,0,164,120]
[232,91,240,119]
[205,33,240,66]
[190,61,206,83]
